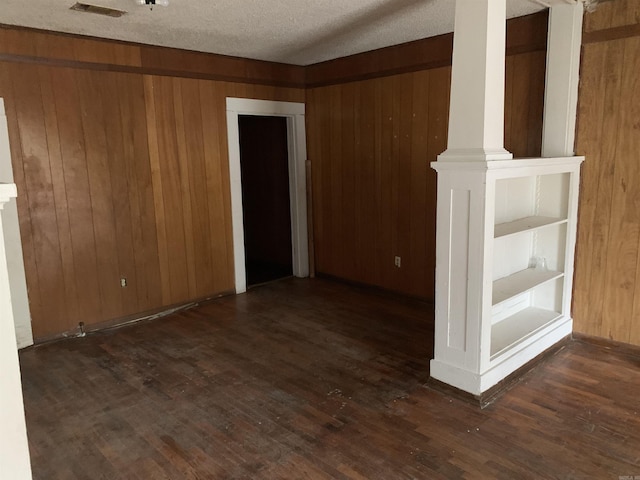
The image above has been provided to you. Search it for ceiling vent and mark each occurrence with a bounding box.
[69,2,127,18]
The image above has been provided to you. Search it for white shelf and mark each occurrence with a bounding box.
[491,307,562,358]
[430,156,583,395]
[494,216,567,238]
[492,268,563,306]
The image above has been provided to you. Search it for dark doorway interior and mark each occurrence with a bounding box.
[239,115,293,287]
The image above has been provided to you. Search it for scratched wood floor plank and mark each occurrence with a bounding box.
[20,277,640,479]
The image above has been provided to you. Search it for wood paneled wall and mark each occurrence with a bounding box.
[0,16,546,338]
[0,26,305,88]
[5,8,639,348]
[573,0,640,346]
[0,29,303,340]
[305,12,548,88]
[307,49,546,299]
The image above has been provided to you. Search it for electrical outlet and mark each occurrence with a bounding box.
[394,256,401,268]
[120,277,127,288]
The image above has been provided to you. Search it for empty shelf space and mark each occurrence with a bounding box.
[493,268,563,306]
[494,216,566,238]
[491,307,562,358]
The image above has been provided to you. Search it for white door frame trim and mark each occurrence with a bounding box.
[225,98,309,294]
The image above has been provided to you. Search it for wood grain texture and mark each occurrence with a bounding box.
[307,51,544,300]
[7,62,68,337]
[19,278,640,480]
[0,46,303,340]
[0,25,304,88]
[0,63,45,330]
[573,0,640,346]
[306,12,548,88]
[0,12,547,336]
[584,0,640,33]
[572,42,610,338]
[0,25,141,68]
[78,69,124,322]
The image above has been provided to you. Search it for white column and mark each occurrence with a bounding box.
[438,0,512,162]
[430,1,585,397]
[0,182,33,480]
[0,99,33,348]
[431,0,510,395]
[541,3,584,157]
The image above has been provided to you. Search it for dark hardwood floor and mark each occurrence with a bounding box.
[19,278,640,479]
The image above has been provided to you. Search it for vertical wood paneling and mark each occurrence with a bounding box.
[101,72,139,315]
[180,78,214,297]
[308,52,542,300]
[378,76,395,288]
[328,85,344,277]
[572,42,608,336]
[308,88,326,276]
[197,81,233,293]
[504,51,546,158]
[504,57,514,153]
[408,70,429,296]
[0,21,547,337]
[171,78,197,298]
[78,69,124,321]
[212,83,236,286]
[626,37,640,347]
[389,75,402,289]
[120,73,163,312]
[0,51,303,340]
[425,67,450,298]
[38,66,81,326]
[142,74,172,305]
[509,54,532,156]
[584,0,640,33]
[574,41,623,339]
[574,0,640,346]
[0,63,44,331]
[51,67,103,329]
[358,80,377,284]
[605,36,640,343]
[12,65,69,337]
[153,76,190,305]
[341,83,356,277]
[396,73,414,293]
[526,53,546,156]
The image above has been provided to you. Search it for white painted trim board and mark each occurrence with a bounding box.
[225,98,309,294]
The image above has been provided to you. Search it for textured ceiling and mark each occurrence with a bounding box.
[0,0,547,66]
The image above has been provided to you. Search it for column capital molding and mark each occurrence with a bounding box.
[437,147,513,163]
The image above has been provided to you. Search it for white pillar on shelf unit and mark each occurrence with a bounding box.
[430,0,585,397]
[0,182,33,480]
[541,2,584,157]
[430,0,511,395]
[438,0,512,162]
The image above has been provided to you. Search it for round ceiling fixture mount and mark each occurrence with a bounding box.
[136,0,169,9]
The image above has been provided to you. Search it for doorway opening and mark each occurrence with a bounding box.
[226,98,309,294]
[238,115,292,287]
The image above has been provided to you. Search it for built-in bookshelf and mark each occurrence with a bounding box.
[430,157,584,395]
